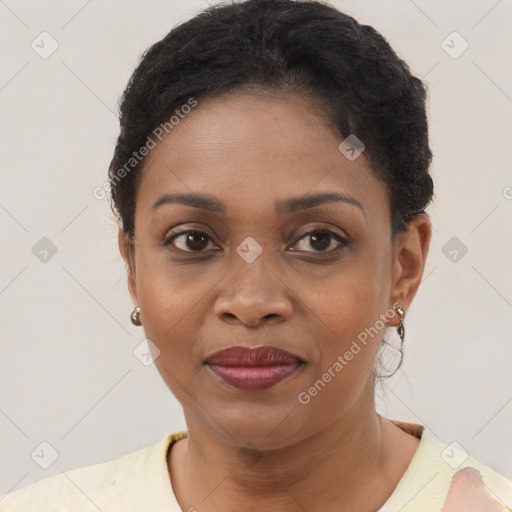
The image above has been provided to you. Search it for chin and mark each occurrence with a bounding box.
[203,402,309,450]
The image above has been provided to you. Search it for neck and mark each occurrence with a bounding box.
[168,404,419,512]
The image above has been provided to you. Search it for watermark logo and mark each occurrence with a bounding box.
[441,31,469,59]
[442,236,468,263]
[31,441,59,469]
[236,236,263,263]
[31,32,59,59]
[441,441,469,469]
[338,134,365,161]
[32,237,58,263]
[133,338,161,366]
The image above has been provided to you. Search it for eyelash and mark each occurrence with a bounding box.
[162,228,348,254]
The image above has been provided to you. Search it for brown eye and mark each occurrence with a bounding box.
[165,230,217,252]
[291,229,347,253]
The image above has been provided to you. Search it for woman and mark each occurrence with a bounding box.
[3,0,511,510]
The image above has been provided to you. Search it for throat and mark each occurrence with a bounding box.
[165,417,418,512]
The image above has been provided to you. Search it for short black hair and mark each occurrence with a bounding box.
[108,0,434,239]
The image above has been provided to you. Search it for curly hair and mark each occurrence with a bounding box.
[108,0,433,239]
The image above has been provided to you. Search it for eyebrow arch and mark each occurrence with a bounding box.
[151,191,365,217]
[151,192,226,213]
[275,192,366,218]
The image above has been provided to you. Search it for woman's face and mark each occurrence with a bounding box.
[120,91,429,449]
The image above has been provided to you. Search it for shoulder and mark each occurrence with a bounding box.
[0,434,176,512]
[386,422,512,512]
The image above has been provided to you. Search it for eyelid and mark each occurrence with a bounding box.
[289,223,348,244]
[163,227,219,250]
[288,227,348,253]
[163,224,216,241]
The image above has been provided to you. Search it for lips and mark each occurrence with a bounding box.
[205,345,303,366]
[205,345,304,391]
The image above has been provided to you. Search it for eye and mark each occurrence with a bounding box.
[289,229,347,253]
[164,230,219,252]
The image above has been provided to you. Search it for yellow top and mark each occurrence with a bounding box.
[1,423,511,511]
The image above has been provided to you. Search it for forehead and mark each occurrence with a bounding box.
[136,91,389,225]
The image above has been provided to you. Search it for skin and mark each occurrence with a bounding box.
[118,90,432,511]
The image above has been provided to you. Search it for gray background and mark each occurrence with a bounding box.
[1,0,511,497]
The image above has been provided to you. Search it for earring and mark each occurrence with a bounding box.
[378,304,406,378]
[395,305,405,347]
[130,306,141,326]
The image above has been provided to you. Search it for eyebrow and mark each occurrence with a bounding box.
[151,191,366,217]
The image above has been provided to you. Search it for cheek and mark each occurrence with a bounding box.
[298,246,391,391]
[312,251,390,340]
[134,251,207,374]
[138,278,205,408]
[135,248,211,328]
[295,302,383,423]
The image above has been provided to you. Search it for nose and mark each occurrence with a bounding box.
[214,255,293,328]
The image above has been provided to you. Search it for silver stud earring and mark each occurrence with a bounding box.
[130,307,141,326]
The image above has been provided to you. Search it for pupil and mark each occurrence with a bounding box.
[187,232,208,251]
[310,232,330,251]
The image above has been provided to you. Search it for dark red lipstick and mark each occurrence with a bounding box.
[205,345,304,391]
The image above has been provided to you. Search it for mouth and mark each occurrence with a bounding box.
[204,345,305,391]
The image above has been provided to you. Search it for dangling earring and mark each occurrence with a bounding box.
[395,305,405,348]
[378,304,406,378]
[130,306,141,326]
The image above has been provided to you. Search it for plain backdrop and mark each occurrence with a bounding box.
[1,0,511,497]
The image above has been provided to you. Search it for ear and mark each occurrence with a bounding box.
[118,224,138,307]
[388,214,432,325]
